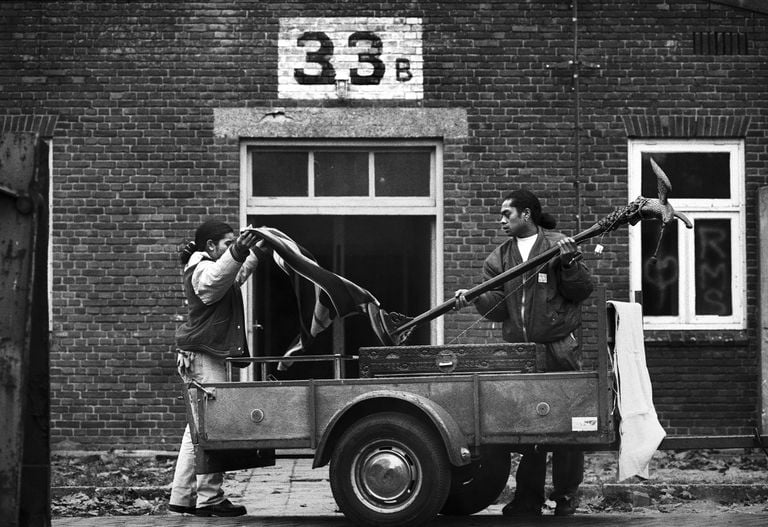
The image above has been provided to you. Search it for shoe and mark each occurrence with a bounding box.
[501,500,543,517]
[194,498,247,517]
[168,503,195,514]
[554,498,576,516]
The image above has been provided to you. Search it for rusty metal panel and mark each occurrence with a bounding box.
[358,343,543,377]
[202,385,313,442]
[0,132,40,525]
[196,370,611,452]
[479,372,600,437]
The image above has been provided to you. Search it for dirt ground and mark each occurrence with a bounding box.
[51,449,768,517]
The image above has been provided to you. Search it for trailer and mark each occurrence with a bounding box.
[184,289,618,526]
[182,179,768,526]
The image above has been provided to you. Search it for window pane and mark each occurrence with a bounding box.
[374,152,431,196]
[251,151,308,196]
[641,152,730,199]
[314,151,368,196]
[641,221,679,316]
[694,219,732,316]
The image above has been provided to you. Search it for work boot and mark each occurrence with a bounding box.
[168,503,195,514]
[194,498,247,517]
[501,500,542,517]
[554,498,577,516]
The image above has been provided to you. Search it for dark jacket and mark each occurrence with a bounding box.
[175,247,259,358]
[473,227,594,344]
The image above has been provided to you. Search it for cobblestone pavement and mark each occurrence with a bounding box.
[52,458,768,527]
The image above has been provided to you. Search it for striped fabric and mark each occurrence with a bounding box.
[246,227,381,364]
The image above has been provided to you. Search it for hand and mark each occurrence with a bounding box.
[557,237,582,266]
[454,289,474,310]
[176,350,194,377]
[234,229,260,253]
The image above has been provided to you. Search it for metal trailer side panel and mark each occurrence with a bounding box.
[194,370,610,449]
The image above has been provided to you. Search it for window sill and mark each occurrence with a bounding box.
[643,330,750,347]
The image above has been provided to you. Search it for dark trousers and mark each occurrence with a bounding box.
[513,445,584,507]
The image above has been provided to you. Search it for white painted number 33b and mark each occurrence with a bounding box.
[278,17,424,100]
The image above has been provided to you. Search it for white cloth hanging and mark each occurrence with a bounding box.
[608,301,666,481]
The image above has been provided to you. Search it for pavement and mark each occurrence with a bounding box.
[52,457,768,527]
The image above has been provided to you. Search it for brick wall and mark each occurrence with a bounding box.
[1,0,766,449]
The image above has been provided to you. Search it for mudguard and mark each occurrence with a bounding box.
[313,390,472,468]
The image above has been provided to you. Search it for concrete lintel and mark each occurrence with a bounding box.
[214,107,468,139]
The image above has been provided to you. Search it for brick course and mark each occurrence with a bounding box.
[1,0,767,449]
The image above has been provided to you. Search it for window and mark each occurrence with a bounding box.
[628,140,746,330]
[244,141,436,213]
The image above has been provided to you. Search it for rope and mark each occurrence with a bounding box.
[447,259,551,345]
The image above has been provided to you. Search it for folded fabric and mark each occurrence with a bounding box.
[608,301,666,481]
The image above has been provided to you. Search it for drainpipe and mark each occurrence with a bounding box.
[572,0,582,232]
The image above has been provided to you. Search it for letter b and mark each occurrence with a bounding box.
[396,58,413,82]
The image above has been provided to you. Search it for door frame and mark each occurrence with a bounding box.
[239,140,445,377]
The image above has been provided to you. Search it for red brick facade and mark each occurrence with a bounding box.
[1,1,766,449]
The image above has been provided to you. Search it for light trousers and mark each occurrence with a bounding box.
[169,351,227,508]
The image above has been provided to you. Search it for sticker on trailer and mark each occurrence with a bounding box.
[278,17,423,100]
[572,417,598,432]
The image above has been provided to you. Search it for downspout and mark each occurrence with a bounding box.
[573,0,582,232]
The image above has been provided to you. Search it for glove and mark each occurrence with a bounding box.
[176,350,195,377]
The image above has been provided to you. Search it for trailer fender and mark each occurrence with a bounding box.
[313,390,471,469]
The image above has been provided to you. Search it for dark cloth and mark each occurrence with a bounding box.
[175,258,249,360]
[247,227,381,354]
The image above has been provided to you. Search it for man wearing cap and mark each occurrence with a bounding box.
[168,219,270,517]
[455,189,594,518]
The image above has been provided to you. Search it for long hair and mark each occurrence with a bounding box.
[502,189,557,229]
[179,220,234,264]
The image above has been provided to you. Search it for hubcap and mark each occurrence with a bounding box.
[355,445,419,508]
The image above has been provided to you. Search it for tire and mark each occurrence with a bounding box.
[440,445,511,516]
[329,412,451,527]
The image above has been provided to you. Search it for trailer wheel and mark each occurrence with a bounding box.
[440,446,511,516]
[329,412,451,527]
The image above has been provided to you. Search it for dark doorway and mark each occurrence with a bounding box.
[247,215,432,380]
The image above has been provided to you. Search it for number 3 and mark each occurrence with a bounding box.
[293,31,336,85]
[293,31,386,86]
[349,31,384,85]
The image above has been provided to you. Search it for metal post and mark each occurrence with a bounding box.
[758,186,768,434]
[572,0,582,232]
[0,132,48,527]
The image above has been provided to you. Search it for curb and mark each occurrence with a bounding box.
[52,487,168,499]
[496,483,768,505]
[55,483,768,505]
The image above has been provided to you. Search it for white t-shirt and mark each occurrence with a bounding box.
[516,233,538,262]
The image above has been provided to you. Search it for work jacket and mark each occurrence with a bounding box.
[473,227,594,344]
[175,247,260,358]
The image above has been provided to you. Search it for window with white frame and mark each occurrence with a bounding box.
[243,141,437,213]
[628,140,746,330]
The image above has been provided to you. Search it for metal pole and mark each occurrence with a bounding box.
[759,186,768,434]
[573,0,582,233]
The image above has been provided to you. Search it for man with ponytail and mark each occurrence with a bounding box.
[169,219,270,517]
[455,189,594,518]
